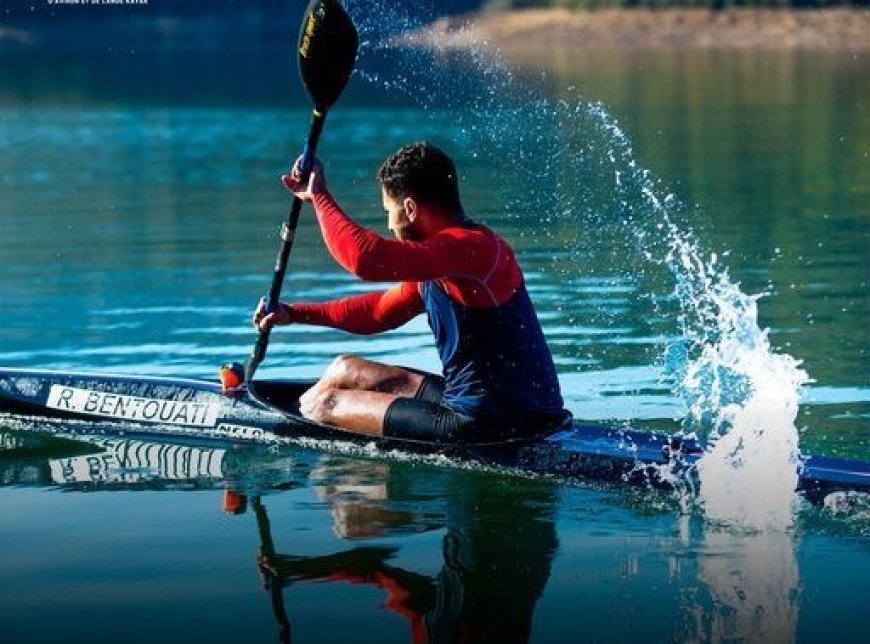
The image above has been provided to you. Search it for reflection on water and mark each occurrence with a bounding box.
[256,455,559,643]
[674,516,800,643]
[4,427,868,642]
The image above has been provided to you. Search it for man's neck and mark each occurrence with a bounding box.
[418,208,466,239]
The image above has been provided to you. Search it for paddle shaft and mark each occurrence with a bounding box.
[253,498,292,643]
[246,109,326,382]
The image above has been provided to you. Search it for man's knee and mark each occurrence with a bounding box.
[320,355,417,395]
[324,353,361,379]
[299,385,338,422]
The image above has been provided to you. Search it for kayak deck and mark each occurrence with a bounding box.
[1,366,868,500]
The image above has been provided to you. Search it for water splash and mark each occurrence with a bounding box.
[582,102,810,528]
[344,3,810,529]
[663,227,808,528]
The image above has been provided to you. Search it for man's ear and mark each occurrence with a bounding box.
[403,197,418,222]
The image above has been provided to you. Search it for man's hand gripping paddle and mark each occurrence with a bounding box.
[232,0,358,390]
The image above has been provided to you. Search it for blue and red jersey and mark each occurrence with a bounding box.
[291,192,566,423]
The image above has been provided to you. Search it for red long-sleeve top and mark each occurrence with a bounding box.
[289,192,522,334]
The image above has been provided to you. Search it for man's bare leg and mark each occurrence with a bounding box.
[300,387,398,437]
[298,355,427,436]
[309,354,425,396]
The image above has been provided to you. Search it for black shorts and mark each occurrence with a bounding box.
[383,373,569,444]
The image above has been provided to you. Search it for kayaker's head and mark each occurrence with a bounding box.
[377,142,464,241]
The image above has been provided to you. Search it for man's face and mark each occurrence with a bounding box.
[382,188,417,241]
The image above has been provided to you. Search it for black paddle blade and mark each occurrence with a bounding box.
[298,0,359,112]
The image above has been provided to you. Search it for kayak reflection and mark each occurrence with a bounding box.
[0,428,308,491]
[0,428,828,643]
[0,428,559,643]
[237,455,560,644]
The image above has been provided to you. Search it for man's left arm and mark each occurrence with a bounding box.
[254,281,424,336]
[311,192,483,282]
[290,281,424,335]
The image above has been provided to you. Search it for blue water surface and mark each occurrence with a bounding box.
[1,31,868,644]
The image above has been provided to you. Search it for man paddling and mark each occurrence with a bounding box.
[253,142,570,442]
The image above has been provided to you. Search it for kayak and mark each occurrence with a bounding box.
[1,366,868,501]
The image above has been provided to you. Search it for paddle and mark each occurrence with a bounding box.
[252,497,292,644]
[244,0,359,383]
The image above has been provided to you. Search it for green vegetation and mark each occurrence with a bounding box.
[484,1,863,8]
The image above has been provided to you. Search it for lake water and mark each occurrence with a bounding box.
[1,30,868,644]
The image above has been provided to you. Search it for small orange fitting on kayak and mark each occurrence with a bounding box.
[219,362,246,393]
[223,489,247,515]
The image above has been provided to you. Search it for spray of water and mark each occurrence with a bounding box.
[344,2,810,530]
[589,103,809,528]
[662,219,808,528]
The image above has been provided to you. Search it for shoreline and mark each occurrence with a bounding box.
[406,8,870,52]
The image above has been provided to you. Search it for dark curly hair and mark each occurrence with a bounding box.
[376,142,462,215]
